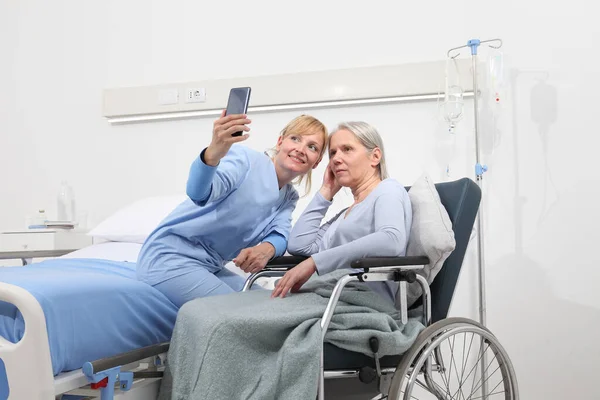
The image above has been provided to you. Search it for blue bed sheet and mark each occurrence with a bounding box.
[0,258,179,376]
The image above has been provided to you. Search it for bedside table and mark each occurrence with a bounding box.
[0,229,93,265]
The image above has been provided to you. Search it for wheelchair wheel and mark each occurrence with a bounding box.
[388,317,518,400]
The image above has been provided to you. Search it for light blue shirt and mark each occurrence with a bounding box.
[137,145,298,285]
[287,178,412,303]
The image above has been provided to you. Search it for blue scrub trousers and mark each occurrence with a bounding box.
[154,267,254,308]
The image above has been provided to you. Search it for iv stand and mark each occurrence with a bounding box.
[447,38,503,400]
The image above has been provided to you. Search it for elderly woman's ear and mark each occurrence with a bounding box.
[370,147,382,169]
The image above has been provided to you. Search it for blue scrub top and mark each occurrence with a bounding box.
[137,145,299,285]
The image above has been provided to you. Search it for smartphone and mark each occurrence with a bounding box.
[225,87,252,137]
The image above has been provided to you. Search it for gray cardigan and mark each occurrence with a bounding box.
[287,179,412,303]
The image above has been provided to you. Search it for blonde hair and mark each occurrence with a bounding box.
[271,115,328,194]
[329,121,389,179]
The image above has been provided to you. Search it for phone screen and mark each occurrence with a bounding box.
[225,87,251,116]
[226,87,251,137]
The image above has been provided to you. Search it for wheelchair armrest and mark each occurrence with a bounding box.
[350,256,430,270]
[242,256,308,291]
[347,256,430,325]
[264,255,308,270]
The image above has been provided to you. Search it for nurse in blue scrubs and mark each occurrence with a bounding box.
[137,111,328,307]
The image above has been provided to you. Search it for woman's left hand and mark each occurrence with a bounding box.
[271,257,317,298]
[234,243,275,274]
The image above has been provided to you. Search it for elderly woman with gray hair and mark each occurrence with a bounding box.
[272,121,412,304]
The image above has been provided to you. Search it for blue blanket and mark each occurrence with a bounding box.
[0,258,178,376]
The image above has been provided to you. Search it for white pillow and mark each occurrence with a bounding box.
[406,173,456,306]
[88,195,187,243]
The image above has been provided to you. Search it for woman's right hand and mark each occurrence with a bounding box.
[203,110,251,166]
[319,163,341,201]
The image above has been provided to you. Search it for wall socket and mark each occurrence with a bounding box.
[185,88,206,103]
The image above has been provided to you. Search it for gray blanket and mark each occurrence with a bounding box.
[158,270,425,400]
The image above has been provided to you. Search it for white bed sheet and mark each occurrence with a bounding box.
[60,242,143,263]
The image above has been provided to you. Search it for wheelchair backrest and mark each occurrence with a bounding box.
[407,178,481,323]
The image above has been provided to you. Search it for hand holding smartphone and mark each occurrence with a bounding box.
[203,88,252,166]
[225,87,252,136]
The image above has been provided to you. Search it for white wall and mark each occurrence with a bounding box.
[1,1,599,398]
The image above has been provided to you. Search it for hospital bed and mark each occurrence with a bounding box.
[0,195,186,399]
[0,190,266,399]
[0,230,258,400]
[0,242,180,399]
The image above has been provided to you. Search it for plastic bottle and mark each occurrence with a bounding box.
[69,184,76,222]
[57,181,76,221]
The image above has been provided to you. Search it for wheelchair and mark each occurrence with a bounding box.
[243,177,519,400]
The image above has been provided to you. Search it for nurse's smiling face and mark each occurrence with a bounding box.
[271,115,328,188]
[275,131,324,175]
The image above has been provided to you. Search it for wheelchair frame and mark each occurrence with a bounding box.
[243,257,432,399]
[243,255,518,400]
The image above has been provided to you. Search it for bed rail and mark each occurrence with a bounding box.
[83,342,169,376]
[0,282,55,399]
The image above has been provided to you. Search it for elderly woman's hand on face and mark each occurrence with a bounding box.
[319,163,342,201]
[271,257,317,298]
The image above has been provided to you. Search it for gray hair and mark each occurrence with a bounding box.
[330,121,389,179]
